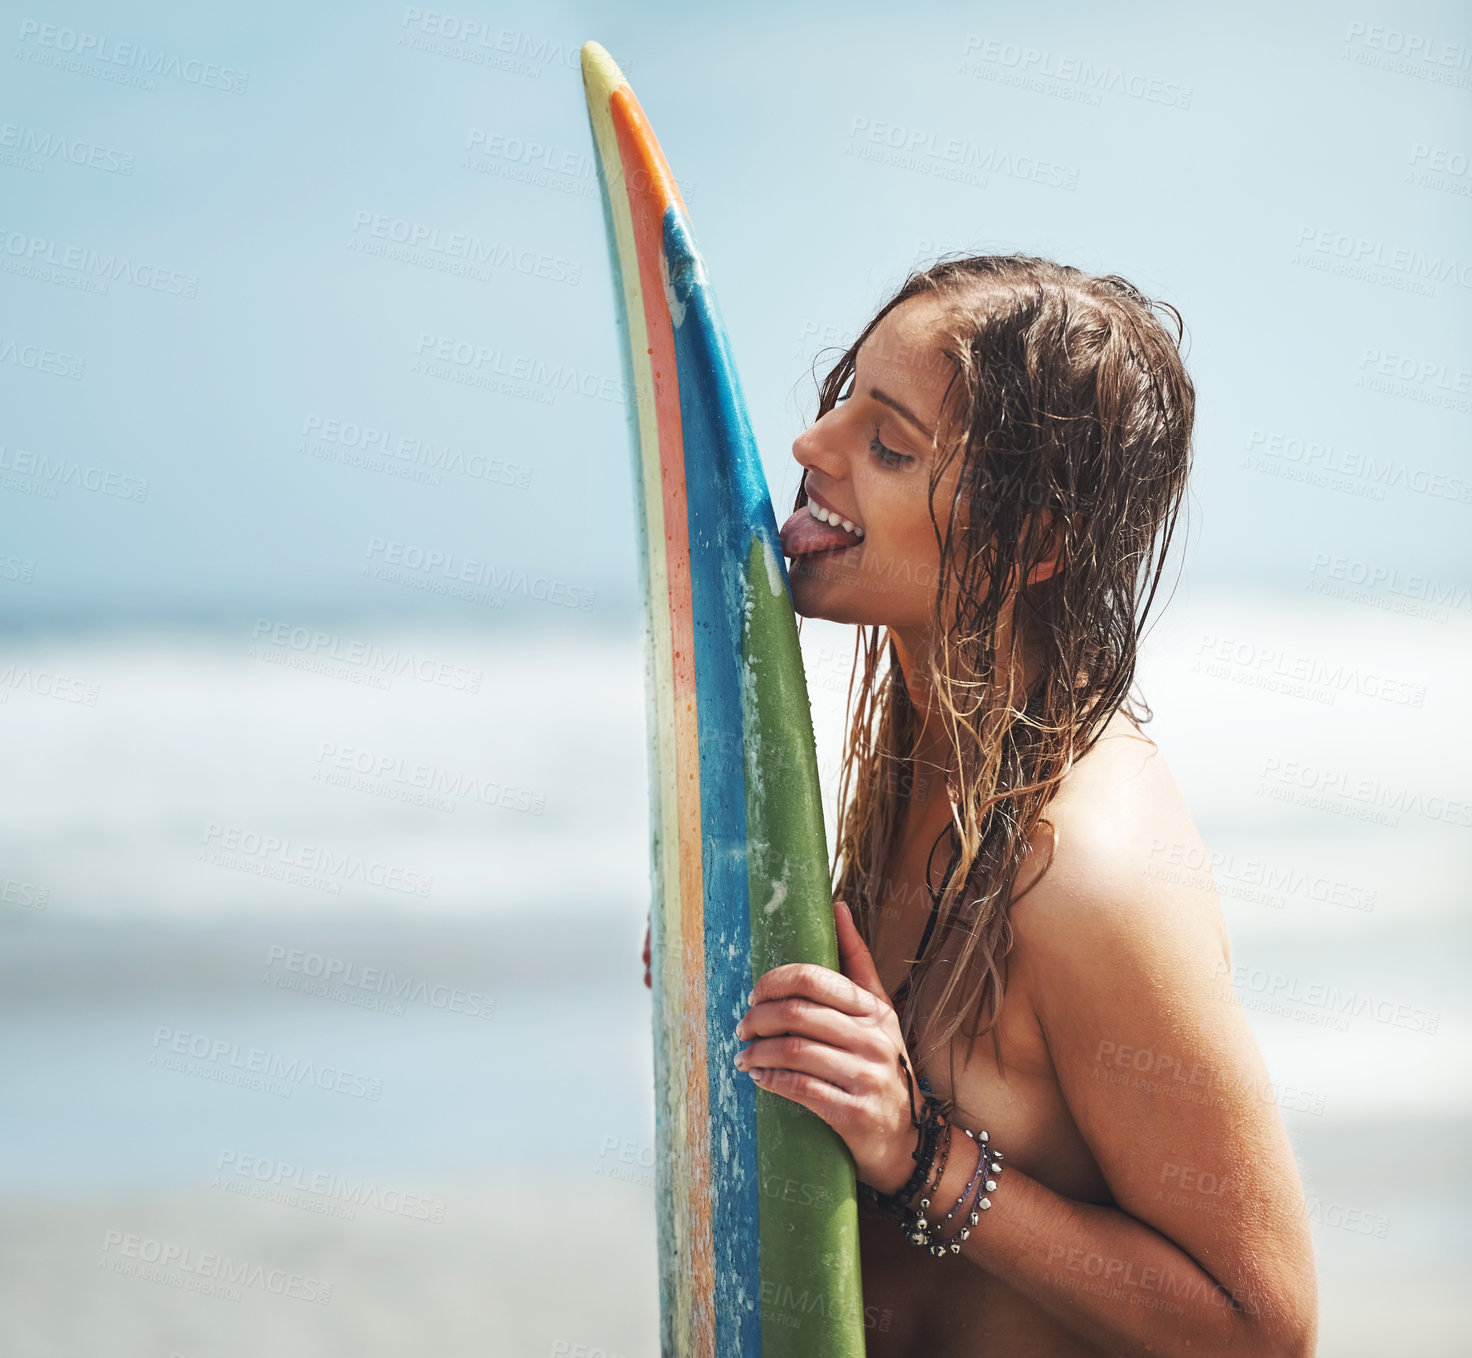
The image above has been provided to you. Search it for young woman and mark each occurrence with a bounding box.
[647,254,1318,1356]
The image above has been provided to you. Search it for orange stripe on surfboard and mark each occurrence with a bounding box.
[610,86,715,1358]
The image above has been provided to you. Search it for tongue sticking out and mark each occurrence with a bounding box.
[779,507,863,559]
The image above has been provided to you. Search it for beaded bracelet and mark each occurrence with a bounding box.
[898,1075,1006,1258]
[858,1067,945,1228]
[918,1117,953,1217]
[857,1094,944,1220]
[903,1127,973,1254]
[926,1135,986,1254]
[933,1130,1004,1255]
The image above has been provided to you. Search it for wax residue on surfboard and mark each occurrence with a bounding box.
[739,558,792,918]
[658,238,708,332]
[658,247,687,330]
[761,536,785,597]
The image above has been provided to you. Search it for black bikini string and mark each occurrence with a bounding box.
[891,819,960,1011]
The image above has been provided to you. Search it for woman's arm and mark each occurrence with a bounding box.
[976,810,1318,1356]
[914,1148,1295,1355]
[878,835,1319,1355]
[737,832,1318,1358]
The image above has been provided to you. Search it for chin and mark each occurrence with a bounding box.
[789,555,939,634]
[789,552,877,625]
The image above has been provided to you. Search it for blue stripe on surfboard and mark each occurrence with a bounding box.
[663,200,762,1358]
[664,211,791,581]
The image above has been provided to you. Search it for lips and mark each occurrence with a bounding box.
[778,489,865,559]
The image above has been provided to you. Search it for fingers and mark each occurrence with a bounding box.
[736,1033,863,1096]
[737,994,890,1061]
[743,1065,866,1129]
[741,1050,918,1155]
[833,899,890,1002]
[749,960,881,1022]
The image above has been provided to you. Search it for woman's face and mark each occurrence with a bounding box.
[781,294,964,631]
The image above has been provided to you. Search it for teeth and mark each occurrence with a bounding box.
[807,500,864,538]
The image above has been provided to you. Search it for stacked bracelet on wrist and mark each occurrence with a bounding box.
[857,1067,1004,1259]
[856,1080,945,1222]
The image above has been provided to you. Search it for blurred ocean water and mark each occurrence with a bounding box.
[0,620,651,921]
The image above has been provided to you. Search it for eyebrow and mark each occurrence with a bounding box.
[868,387,935,443]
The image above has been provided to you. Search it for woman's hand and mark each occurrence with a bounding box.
[733,900,921,1195]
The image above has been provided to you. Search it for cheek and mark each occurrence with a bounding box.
[870,496,941,575]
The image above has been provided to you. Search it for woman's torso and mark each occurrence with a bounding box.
[857,711,1201,1356]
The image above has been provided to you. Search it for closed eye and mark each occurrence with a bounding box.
[834,387,914,468]
[870,425,912,469]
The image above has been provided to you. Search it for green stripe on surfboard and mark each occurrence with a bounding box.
[743,535,865,1356]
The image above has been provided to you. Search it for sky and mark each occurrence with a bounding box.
[0,0,1468,633]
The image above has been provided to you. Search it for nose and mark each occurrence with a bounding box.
[791,405,850,485]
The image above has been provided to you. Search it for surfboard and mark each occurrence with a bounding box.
[580,40,867,1358]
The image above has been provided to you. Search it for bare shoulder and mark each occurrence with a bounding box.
[1001,707,1319,1335]
[1009,706,1231,970]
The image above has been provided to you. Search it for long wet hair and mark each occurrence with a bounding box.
[796,253,1195,1087]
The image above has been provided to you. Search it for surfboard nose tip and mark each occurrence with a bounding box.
[580,39,627,97]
